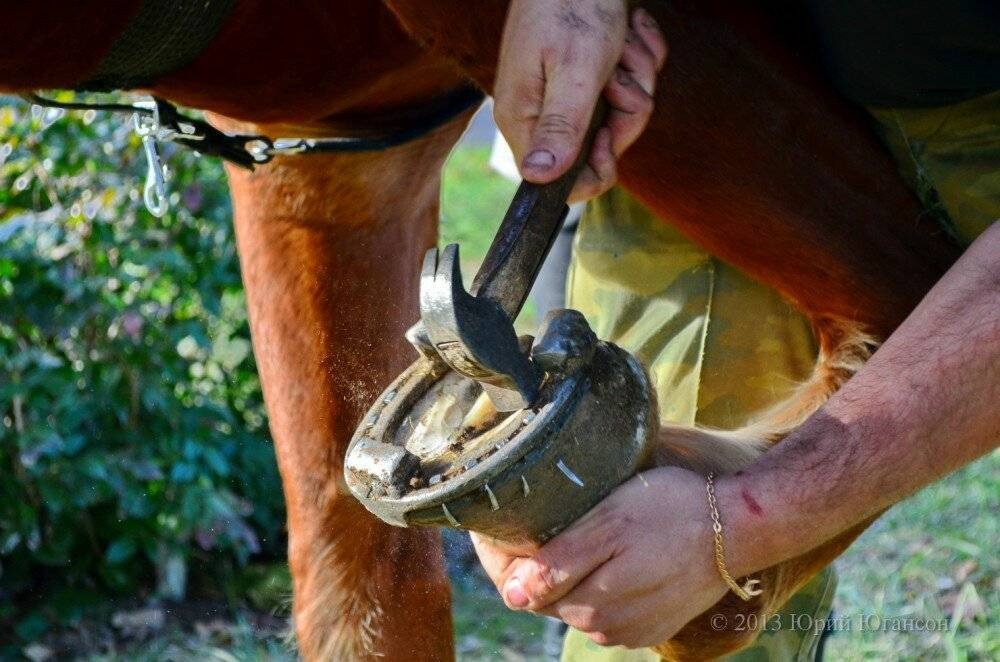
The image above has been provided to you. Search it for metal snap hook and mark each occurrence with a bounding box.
[133,112,169,218]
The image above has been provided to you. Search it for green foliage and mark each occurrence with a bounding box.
[439,145,517,258]
[0,96,284,638]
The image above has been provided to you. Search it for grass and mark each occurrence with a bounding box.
[80,619,293,662]
[439,145,517,260]
[826,453,999,661]
[451,575,550,661]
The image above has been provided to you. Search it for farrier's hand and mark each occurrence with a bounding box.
[494,0,667,203]
[471,467,730,648]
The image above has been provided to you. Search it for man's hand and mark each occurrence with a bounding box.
[472,467,728,648]
[494,0,667,202]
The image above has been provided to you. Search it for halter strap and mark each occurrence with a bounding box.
[28,84,484,217]
[30,83,484,168]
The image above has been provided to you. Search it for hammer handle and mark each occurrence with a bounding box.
[469,99,609,319]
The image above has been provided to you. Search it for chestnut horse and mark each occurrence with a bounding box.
[2,1,959,659]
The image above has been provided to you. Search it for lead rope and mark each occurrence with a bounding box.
[27,84,484,217]
[30,93,276,217]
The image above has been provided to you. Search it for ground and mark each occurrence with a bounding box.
[18,146,999,661]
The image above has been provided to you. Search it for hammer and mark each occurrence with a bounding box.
[419,101,608,411]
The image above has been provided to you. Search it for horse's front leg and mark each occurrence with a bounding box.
[221,119,468,661]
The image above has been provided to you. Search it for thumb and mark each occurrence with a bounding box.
[521,72,603,184]
[501,505,620,610]
[470,532,523,587]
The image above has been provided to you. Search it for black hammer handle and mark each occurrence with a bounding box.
[469,99,609,320]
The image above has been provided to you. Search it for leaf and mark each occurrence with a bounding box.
[105,537,137,564]
[50,587,101,624]
[0,101,281,623]
[213,335,250,371]
[203,447,230,477]
[170,462,197,483]
[13,612,48,641]
[176,335,200,360]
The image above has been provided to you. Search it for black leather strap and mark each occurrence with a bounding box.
[29,83,485,168]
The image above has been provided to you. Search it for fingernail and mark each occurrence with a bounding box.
[523,149,555,172]
[636,8,657,29]
[505,578,530,609]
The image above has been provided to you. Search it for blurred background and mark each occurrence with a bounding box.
[0,97,996,661]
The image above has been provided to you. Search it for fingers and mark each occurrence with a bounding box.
[494,0,627,184]
[620,33,658,95]
[470,532,521,587]
[632,7,668,72]
[601,67,655,157]
[567,7,667,201]
[519,59,607,184]
[498,502,627,611]
[525,6,667,185]
[567,127,617,203]
[539,562,688,649]
[493,2,666,200]
[549,585,679,649]
[601,8,667,157]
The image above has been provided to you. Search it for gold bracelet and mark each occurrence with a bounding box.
[706,472,763,601]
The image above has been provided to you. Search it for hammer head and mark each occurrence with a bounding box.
[420,244,542,411]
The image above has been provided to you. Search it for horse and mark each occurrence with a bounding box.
[2,1,959,659]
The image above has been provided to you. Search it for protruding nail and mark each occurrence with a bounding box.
[523,149,555,171]
[556,458,585,487]
[484,483,500,511]
[442,502,460,526]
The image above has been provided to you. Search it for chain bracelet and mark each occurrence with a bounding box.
[706,472,763,601]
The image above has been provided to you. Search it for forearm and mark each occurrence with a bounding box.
[723,221,1000,577]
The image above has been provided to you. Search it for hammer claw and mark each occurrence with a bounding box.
[414,106,610,411]
[420,243,541,411]
[421,246,440,282]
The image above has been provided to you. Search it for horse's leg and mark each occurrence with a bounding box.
[220,117,470,660]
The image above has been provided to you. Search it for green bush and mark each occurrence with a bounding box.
[0,96,284,638]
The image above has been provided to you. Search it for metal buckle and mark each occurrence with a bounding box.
[268,138,313,156]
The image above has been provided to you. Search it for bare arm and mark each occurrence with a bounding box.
[472,221,999,648]
[725,220,1000,578]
